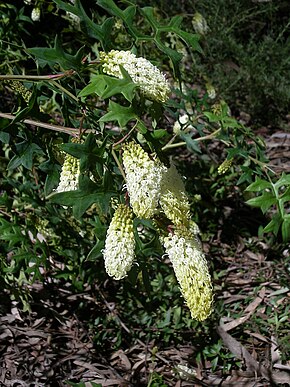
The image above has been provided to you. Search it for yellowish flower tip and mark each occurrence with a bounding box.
[122,142,167,219]
[218,158,233,175]
[205,82,216,99]
[7,80,32,103]
[99,50,171,103]
[163,227,213,321]
[159,163,191,227]
[31,7,41,21]
[56,153,80,193]
[192,12,209,35]
[103,204,135,280]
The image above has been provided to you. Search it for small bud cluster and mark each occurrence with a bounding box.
[218,158,233,174]
[31,7,41,21]
[192,12,209,35]
[56,139,80,193]
[7,80,32,103]
[103,204,135,280]
[122,142,167,219]
[159,163,191,227]
[99,50,170,103]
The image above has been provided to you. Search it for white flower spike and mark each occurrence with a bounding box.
[100,50,170,103]
[159,162,191,227]
[56,153,80,193]
[103,204,135,280]
[163,227,213,321]
[122,142,167,219]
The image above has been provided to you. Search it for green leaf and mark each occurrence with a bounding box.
[263,213,282,236]
[99,100,136,127]
[152,129,167,139]
[274,173,290,189]
[39,159,61,196]
[50,189,114,219]
[27,35,84,70]
[246,178,272,192]
[61,134,107,173]
[203,112,221,122]
[246,191,276,213]
[87,239,105,260]
[79,69,137,102]
[281,215,290,242]
[53,0,114,50]
[0,131,10,143]
[179,132,201,153]
[8,141,43,170]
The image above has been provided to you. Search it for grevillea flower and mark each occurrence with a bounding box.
[163,227,213,321]
[122,142,167,219]
[31,7,41,21]
[56,153,80,192]
[192,12,209,35]
[103,204,135,280]
[100,50,170,103]
[159,163,191,227]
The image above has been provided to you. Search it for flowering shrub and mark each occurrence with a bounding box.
[0,0,279,324]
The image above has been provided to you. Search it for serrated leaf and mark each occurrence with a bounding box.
[179,132,201,154]
[99,100,136,127]
[203,112,221,122]
[274,173,290,189]
[8,141,43,170]
[54,0,114,49]
[79,69,137,102]
[28,35,84,70]
[246,191,276,213]
[263,213,282,236]
[50,189,114,219]
[246,178,272,192]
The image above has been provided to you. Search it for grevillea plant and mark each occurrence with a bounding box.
[0,0,274,318]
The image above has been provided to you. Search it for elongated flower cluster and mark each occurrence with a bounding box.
[100,50,170,103]
[122,142,167,219]
[192,12,209,35]
[56,153,80,193]
[159,163,191,227]
[103,204,135,280]
[162,227,213,321]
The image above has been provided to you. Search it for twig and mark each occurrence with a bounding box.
[0,70,75,81]
[0,112,80,136]
[161,128,221,151]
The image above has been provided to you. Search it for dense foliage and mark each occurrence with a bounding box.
[0,1,289,385]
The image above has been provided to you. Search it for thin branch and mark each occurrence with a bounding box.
[161,128,221,151]
[0,70,75,81]
[0,112,80,136]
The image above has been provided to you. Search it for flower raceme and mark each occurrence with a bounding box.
[162,227,213,321]
[100,50,170,103]
[56,153,80,193]
[159,162,191,227]
[103,204,135,280]
[122,142,167,219]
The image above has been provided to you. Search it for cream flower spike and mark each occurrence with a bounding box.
[100,50,170,103]
[159,162,191,227]
[163,227,213,321]
[103,204,135,280]
[122,142,167,219]
[56,153,80,193]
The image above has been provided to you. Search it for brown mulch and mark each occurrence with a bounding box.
[1,236,290,386]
